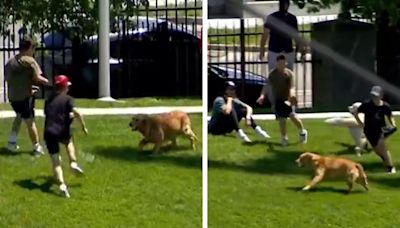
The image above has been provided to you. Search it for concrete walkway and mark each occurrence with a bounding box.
[1,106,399,120]
[207,111,400,121]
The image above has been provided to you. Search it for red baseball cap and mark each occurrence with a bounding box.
[54,75,71,89]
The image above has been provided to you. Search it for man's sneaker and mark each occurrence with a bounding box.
[59,183,70,198]
[387,166,396,174]
[237,129,252,143]
[70,162,84,175]
[299,129,308,144]
[33,144,45,156]
[7,142,19,152]
[281,137,289,147]
[254,126,271,139]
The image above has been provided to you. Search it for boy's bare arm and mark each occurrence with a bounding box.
[72,108,88,134]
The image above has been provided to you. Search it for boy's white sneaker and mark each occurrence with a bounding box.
[237,129,252,143]
[59,183,70,198]
[70,162,84,175]
[254,126,271,139]
[33,144,45,156]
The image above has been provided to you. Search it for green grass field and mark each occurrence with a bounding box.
[208,119,400,228]
[0,114,202,227]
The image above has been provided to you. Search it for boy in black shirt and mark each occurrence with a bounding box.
[44,75,88,198]
[352,86,397,173]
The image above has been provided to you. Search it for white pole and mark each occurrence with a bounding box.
[98,0,115,101]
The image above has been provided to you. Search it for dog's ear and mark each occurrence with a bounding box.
[301,152,319,165]
[308,153,320,166]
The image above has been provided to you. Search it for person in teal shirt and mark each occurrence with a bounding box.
[209,81,270,143]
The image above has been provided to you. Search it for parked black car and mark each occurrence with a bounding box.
[37,19,202,98]
[208,65,268,108]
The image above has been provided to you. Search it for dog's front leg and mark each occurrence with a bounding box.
[153,142,162,153]
[138,139,148,151]
[303,169,325,191]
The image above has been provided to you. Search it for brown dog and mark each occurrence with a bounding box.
[129,110,198,152]
[296,152,368,193]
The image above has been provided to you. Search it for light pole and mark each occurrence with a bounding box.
[98,0,115,102]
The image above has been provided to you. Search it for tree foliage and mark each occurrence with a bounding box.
[0,0,149,36]
[292,0,400,25]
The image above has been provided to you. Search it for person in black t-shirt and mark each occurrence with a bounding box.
[352,86,397,174]
[44,75,88,198]
[259,0,305,71]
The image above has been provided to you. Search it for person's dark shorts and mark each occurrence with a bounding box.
[273,100,293,119]
[44,132,72,154]
[10,97,35,119]
[364,129,383,148]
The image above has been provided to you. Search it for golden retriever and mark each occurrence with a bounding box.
[129,110,198,152]
[296,152,368,193]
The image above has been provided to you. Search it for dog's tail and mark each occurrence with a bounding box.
[355,163,369,191]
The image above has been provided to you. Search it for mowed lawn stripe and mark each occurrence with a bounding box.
[0,115,202,227]
[209,119,400,228]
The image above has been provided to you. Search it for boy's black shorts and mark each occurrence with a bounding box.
[44,132,72,154]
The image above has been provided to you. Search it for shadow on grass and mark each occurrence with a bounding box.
[14,176,58,197]
[209,143,305,175]
[14,176,82,197]
[286,186,366,195]
[333,142,373,156]
[0,147,32,157]
[95,145,201,170]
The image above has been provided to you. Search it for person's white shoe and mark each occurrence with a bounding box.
[33,144,45,156]
[254,126,271,139]
[299,129,308,144]
[387,167,396,174]
[281,137,289,147]
[70,162,84,175]
[237,129,252,143]
[355,147,362,157]
[59,183,70,198]
[7,142,19,152]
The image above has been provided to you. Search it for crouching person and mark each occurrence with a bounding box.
[208,81,271,143]
[44,75,88,198]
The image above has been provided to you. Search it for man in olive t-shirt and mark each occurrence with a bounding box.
[5,36,49,155]
[257,54,307,146]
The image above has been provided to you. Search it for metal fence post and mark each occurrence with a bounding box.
[240,18,246,98]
